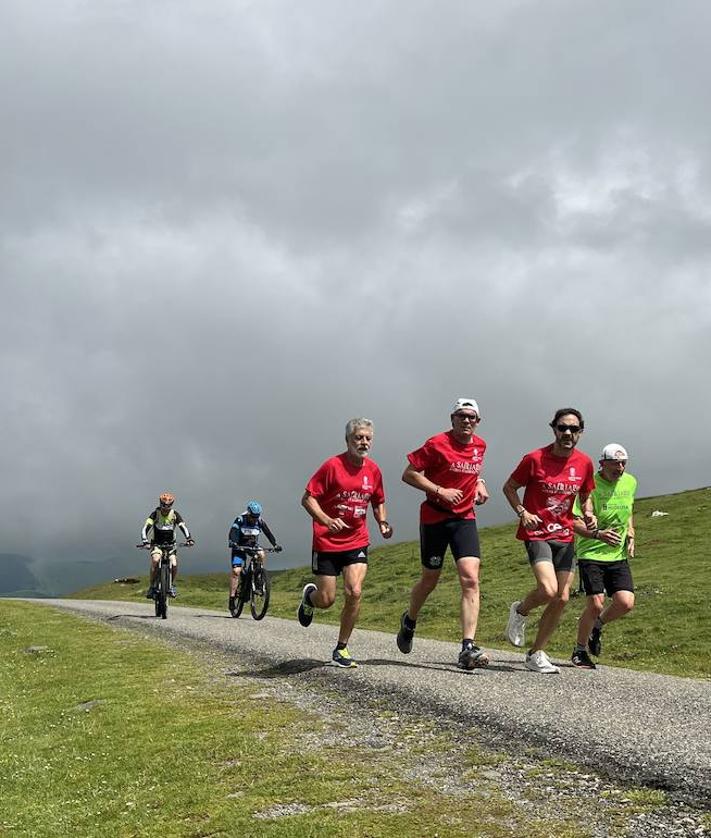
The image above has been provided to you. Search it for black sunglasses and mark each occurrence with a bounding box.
[556,424,581,434]
[454,413,478,422]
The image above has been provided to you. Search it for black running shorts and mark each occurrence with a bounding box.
[420,519,481,570]
[578,559,634,596]
[312,547,369,577]
[524,540,575,573]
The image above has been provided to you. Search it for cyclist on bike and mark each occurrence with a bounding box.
[228,500,282,613]
[141,492,194,598]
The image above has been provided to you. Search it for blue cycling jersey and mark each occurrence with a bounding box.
[229,514,277,550]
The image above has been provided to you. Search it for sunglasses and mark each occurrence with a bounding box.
[454,414,478,422]
[556,424,581,434]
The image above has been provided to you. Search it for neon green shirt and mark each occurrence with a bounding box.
[574,472,637,562]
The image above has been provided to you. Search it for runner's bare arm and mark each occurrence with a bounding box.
[502,477,542,528]
[301,491,350,531]
[371,501,393,539]
[402,464,462,505]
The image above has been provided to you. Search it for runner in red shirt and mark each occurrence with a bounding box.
[395,398,490,670]
[297,417,393,668]
[502,408,597,674]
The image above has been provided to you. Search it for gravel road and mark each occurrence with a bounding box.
[38,598,711,807]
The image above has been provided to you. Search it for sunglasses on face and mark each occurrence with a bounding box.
[454,414,478,423]
[556,424,581,434]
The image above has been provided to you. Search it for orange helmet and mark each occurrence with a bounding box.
[159,492,175,507]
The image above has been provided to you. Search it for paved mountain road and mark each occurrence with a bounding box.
[37,599,711,805]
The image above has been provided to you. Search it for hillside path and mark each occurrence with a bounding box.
[37,598,711,804]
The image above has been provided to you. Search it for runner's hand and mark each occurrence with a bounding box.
[438,487,463,505]
[326,517,350,533]
[379,521,393,539]
[583,513,598,531]
[186,538,195,546]
[597,529,622,546]
[627,539,635,559]
[274,545,283,552]
[474,483,489,506]
[520,510,543,530]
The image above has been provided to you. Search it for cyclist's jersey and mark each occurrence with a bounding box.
[407,430,486,524]
[306,453,385,552]
[228,515,277,550]
[142,508,190,545]
[574,472,637,562]
[509,445,595,543]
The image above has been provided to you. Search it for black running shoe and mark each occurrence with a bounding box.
[396,611,415,654]
[589,625,603,657]
[297,583,317,628]
[457,645,490,670]
[571,649,597,670]
[145,586,156,600]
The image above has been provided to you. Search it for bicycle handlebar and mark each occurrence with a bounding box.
[136,541,194,549]
[228,544,280,553]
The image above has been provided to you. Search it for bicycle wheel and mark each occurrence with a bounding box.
[231,577,245,618]
[158,562,170,619]
[250,568,270,620]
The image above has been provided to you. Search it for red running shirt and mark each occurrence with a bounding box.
[305,453,385,552]
[509,445,595,542]
[407,431,486,525]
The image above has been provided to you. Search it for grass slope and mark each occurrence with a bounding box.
[1,601,609,838]
[73,487,711,679]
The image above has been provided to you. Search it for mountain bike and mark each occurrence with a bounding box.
[230,546,278,621]
[137,541,192,620]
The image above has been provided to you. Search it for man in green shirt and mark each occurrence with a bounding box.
[571,444,637,669]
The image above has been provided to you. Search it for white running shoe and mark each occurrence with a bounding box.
[506,601,526,647]
[525,650,560,674]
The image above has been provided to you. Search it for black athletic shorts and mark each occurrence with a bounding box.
[420,519,480,570]
[578,559,634,596]
[524,540,575,573]
[312,546,368,577]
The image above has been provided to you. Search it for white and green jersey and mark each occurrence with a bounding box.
[573,472,637,562]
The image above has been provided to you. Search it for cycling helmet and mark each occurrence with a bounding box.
[246,500,262,517]
[159,492,175,507]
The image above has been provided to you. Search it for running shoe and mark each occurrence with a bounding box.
[168,586,177,598]
[297,583,317,628]
[396,611,415,654]
[589,624,603,657]
[458,645,490,670]
[571,649,597,670]
[524,650,560,674]
[331,647,358,668]
[506,601,526,647]
[145,586,156,600]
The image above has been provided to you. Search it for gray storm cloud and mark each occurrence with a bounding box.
[1,1,709,590]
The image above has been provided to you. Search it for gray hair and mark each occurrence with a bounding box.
[345,417,374,438]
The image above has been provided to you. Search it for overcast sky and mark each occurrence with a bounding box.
[2,1,710,575]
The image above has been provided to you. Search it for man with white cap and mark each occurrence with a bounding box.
[570,443,637,669]
[395,398,490,670]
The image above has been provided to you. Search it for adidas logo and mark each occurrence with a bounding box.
[357,551,366,559]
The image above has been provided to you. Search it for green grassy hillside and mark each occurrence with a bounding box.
[72,487,711,678]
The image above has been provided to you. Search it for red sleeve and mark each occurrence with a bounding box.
[581,460,596,494]
[510,453,533,486]
[370,466,385,506]
[407,440,432,472]
[305,460,331,499]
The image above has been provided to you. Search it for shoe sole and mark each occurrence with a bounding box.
[572,662,596,670]
[329,660,358,668]
[458,653,490,671]
[525,664,560,674]
[506,602,524,647]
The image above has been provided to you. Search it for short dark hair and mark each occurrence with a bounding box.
[550,407,584,430]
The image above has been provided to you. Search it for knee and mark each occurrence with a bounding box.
[459,574,480,594]
[587,597,604,617]
[555,590,570,607]
[231,566,241,578]
[617,592,635,614]
[320,591,336,608]
[343,585,362,602]
[537,584,557,603]
[418,573,440,594]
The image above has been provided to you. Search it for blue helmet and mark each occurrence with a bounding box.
[246,500,262,517]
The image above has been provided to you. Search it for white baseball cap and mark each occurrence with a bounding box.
[452,398,480,418]
[600,443,628,461]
